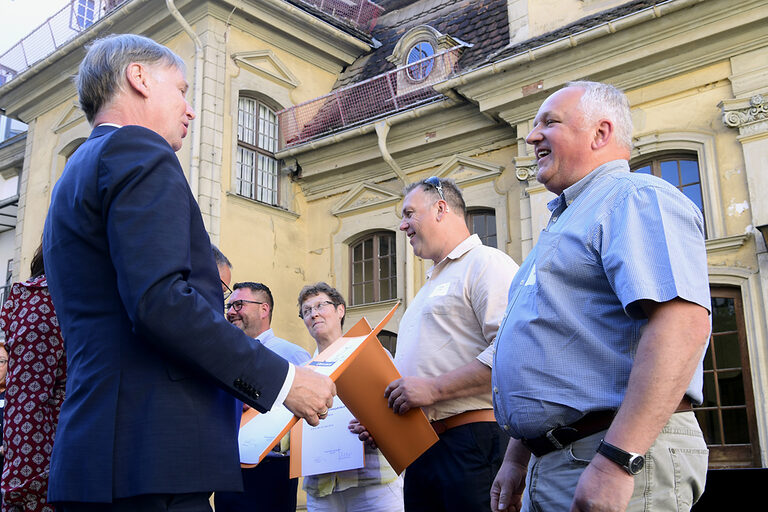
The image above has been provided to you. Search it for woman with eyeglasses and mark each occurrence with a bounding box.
[0,243,67,512]
[297,283,403,512]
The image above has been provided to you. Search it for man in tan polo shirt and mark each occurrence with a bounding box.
[364,176,518,511]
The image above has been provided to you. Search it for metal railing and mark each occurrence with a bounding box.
[298,0,384,33]
[278,46,463,147]
[0,0,128,87]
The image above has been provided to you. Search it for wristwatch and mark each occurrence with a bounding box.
[597,440,645,475]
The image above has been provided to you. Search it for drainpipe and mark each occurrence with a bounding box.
[374,120,408,186]
[166,0,203,199]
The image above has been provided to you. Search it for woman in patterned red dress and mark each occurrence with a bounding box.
[0,244,66,512]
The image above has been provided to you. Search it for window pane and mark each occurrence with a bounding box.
[364,259,373,284]
[380,260,390,279]
[712,297,737,332]
[680,160,699,185]
[633,165,651,174]
[703,344,714,371]
[695,409,721,445]
[468,210,497,248]
[257,155,278,205]
[238,98,257,146]
[713,333,742,370]
[353,243,362,261]
[353,262,363,284]
[236,147,256,199]
[722,408,750,444]
[363,238,373,260]
[353,284,363,305]
[701,372,717,407]
[380,279,391,301]
[717,369,746,407]
[364,282,374,304]
[660,160,680,186]
[682,183,703,211]
[258,104,278,152]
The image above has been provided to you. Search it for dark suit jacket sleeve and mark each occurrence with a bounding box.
[97,126,288,412]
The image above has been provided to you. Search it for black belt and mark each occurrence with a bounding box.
[521,397,693,457]
[521,410,615,457]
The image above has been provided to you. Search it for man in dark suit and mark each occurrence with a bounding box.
[42,34,335,512]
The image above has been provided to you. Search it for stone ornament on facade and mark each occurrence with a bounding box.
[721,94,767,129]
[515,165,537,181]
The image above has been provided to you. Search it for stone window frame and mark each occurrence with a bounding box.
[387,25,462,77]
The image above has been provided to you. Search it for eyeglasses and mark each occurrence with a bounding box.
[225,299,265,312]
[300,300,336,319]
[423,176,445,201]
[0,359,7,365]
[221,280,233,300]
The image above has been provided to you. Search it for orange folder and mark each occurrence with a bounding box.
[289,303,439,476]
[239,303,396,467]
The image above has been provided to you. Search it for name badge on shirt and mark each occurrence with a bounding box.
[430,282,450,297]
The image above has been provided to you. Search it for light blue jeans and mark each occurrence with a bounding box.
[524,412,709,511]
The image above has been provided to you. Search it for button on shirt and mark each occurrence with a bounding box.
[492,160,711,440]
[395,234,518,421]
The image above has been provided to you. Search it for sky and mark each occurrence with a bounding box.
[0,0,67,55]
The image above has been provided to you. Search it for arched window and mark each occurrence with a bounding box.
[349,231,396,306]
[236,96,279,205]
[631,155,705,234]
[696,286,761,468]
[467,208,497,248]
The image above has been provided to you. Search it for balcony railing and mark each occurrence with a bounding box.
[278,46,463,147]
[0,0,128,87]
[298,0,384,33]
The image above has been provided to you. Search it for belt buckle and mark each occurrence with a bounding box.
[545,428,565,450]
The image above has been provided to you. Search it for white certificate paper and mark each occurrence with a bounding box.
[238,404,295,464]
[306,336,366,377]
[300,396,365,476]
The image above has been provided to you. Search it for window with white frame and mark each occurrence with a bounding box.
[236,96,279,205]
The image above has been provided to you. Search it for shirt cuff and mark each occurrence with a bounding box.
[274,362,295,409]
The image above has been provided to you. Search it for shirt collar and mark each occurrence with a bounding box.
[255,328,275,344]
[547,159,630,212]
[427,234,481,279]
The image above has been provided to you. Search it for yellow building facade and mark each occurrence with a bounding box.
[1,0,767,481]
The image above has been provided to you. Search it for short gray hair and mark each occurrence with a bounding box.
[211,244,231,269]
[76,34,184,123]
[403,177,467,217]
[567,80,633,151]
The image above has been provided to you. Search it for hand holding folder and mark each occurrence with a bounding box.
[290,303,439,476]
[239,302,438,474]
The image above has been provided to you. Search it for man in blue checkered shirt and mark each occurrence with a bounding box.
[491,81,711,512]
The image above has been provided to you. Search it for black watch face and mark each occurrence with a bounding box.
[629,455,645,474]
